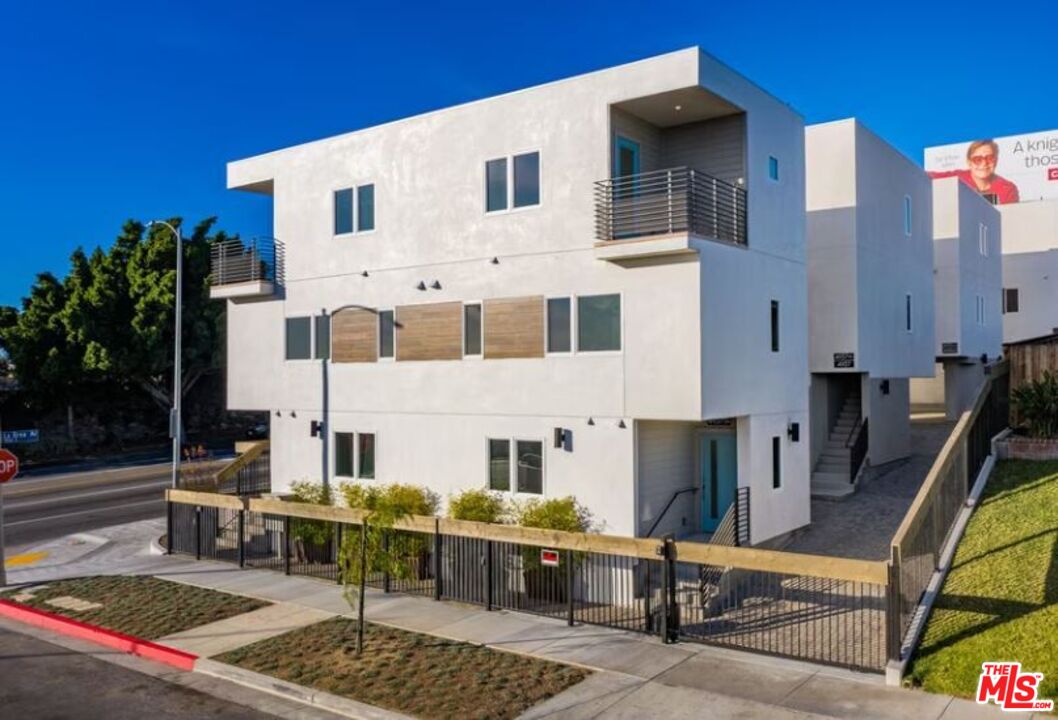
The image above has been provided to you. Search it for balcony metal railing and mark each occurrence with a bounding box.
[210,237,277,286]
[594,167,747,245]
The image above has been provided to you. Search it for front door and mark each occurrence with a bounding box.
[700,432,737,533]
[614,136,640,178]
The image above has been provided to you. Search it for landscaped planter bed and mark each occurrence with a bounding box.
[215,616,589,720]
[0,575,269,640]
[996,435,1058,460]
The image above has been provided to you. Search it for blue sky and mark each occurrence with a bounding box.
[2,0,1055,307]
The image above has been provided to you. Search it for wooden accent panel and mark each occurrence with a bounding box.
[395,302,463,361]
[166,489,246,510]
[332,308,378,363]
[672,542,890,585]
[483,296,544,359]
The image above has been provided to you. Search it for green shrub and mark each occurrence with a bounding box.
[287,479,334,547]
[515,496,591,533]
[448,489,507,523]
[339,482,438,516]
[1012,371,1058,438]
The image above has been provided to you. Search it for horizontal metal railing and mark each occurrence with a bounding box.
[594,167,747,245]
[210,237,277,286]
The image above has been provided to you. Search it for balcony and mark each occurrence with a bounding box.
[593,167,747,261]
[209,237,279,300]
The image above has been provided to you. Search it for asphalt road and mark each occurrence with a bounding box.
[0,626,278,719]
[1,460,177,552]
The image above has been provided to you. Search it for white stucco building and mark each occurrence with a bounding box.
[805,119,935,498]
[909,178,1003,419]
[998,199,1058,344]
[216,48,811,545]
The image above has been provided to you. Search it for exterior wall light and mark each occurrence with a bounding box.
[416,281,427,291]
[787,422,800,442]
[361,270,369,277]
[587,417,595,426]
[491,257,499,264]
[617,420,626,429]
[430,280,442,290]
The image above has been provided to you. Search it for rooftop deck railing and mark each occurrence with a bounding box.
[210,237,277,286]
[594,167,747,245]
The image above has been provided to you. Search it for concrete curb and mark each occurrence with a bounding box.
[148,534,166,556]
[0,599,198,671]
[195,658,412,720]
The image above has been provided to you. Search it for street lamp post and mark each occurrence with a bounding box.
[148,220,183,490]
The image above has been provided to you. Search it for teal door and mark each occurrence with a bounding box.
[700,432,738,532]
[614,136,640,178]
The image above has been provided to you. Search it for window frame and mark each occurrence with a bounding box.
[486,437,512,493]
[462,301,484,359]
[979,222,989,257]
[770,299,780,353]
[334,430,377,480]
[378,308,396,362]
[284,316,313,361]
[575,292,623,354]
[314,314,331,361]
[333,183,377,237]
[1003,288,1020,315]
[976,294,986,326]
[484,150,542,216]
[905,293,914,333]
[767,155,779,182]
[903,195,913,237]
[485,436,545,496]
[545,296,573,355]
[771,436,782,490]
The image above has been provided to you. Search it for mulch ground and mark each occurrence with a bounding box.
[216,616,589,720]
[1,575,269,640]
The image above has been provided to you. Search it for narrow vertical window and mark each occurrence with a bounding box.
[379,310,395,359]
[486,158,508,212]
[905,294,913,332]
[547,297,571,353]
[488,439,510,491]
[772,436,782,490]
[314,315,330,360]
[285,317,311,360]
[464,303,482,356]
[515,440,543,495]
[903,195,912,236]
[979,223,988,256]
[357,184,375,232]
[513,152,540,207]
[1003,288,1019,314]
[770,300,780,352]
[335,432,354,477]
[334,189,354,235]
[358,433,375,479]
[768,156,779,181]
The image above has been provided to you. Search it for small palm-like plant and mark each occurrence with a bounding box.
[1011,371,1058,439]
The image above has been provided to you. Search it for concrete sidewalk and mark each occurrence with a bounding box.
[4,519,1032,720]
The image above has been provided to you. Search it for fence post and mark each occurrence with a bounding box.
[485,540,493,612]
[566,549,575,627]
[237,509,245,568]
[433,519,442,601]
[284,515,291,576]
[886,550,903,664]
[643,561,652,633]
[166,502,173,555]
[194,506,201,561]
[662,534,679,643]
[382,531,391,593]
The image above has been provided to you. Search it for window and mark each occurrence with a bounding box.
[464,304,482,356]
[335,432,354,477]
[488,439,510,491]
[772,437,782,489]
[975,295,986,325]
[1003,288,1020,314]
[577,294,621,352]
[285,317,311,360]
[979,223,989,256]
[335,431,374,479]
[357,184,375,232]
[358,433,375,479]
[768,156,779,182]
[379,310,395,358]
[314,315,330,360]
[547,297,571,353]
[486,158,508,212]
[905,294,913,333]
[515,440,543,494]
[770,300,780,352]
[335,184,375,234]
[334,189,353,235]
[486,152,540,212]
[903,196,912,236]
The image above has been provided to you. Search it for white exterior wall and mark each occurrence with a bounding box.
[1002,249,1058,343]
[805,119,935,379]
[999,200,1058,255]
[862,376,910,466]
[225,48,808,542]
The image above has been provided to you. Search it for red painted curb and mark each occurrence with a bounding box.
[0,599,198,671]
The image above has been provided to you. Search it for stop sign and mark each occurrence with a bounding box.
[0,449,18,483]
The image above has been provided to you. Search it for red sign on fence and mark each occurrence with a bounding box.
[0,449,18,484]
[540,549,560,567]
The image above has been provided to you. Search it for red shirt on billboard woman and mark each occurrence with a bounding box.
[928,139,1020,204]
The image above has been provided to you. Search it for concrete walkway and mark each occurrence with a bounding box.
[5,518,1038,719]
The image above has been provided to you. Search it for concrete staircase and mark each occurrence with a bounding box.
[811,391,862,500]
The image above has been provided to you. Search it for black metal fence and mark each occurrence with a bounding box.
[217,450,271,496]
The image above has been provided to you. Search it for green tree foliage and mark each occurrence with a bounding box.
[1012,371,1058,438]
[447,488,507,523]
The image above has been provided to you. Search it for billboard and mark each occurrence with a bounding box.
[924,128,1058,205]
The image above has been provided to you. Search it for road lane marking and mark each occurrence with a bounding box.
[5,499,164,526]
[7,481,171,510]
[4,551,50,568]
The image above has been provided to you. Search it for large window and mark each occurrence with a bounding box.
[335,184,375,234]
[488,438,543,495]
[1003,288,1020,314]
[314,315,331,360]
[379,310,395,359]
[547,297,571,353]
[485,152,540,212]
[488,439,511,491]
[285,317,311,360]
[577,294,621,352]
[464,303,482,356]
[335,431,375,479]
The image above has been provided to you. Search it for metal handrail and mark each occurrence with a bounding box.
[210,237,277,286]
[645,486,697,538]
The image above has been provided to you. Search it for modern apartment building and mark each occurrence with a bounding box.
[909,178,1003,419]
[805,119,935,498]
[998,199,1058,344]
[214,48,810,545]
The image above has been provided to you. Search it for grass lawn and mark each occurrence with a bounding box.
[216,616,589,720]
[907,459,1058,703]
[1,575,269,639]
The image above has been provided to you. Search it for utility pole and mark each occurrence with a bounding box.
[1,412,7,587]
[148,221,183,490]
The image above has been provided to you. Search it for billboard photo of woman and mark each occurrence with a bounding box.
[927,139,1020,204]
